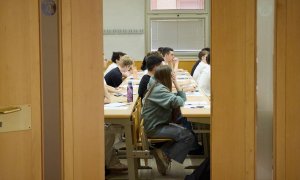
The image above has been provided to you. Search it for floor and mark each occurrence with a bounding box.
[106,153,204,180]
[106,129,206,179]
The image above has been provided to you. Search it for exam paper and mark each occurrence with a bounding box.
[184,101,210,109]
[104,103,130,110]
[185,92,203,96]
[104,106,129,110]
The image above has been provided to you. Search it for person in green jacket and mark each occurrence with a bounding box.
[142,65,195,175]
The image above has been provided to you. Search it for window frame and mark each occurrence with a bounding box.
[145,0,210,59]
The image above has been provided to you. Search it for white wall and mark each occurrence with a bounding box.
[103,0,145,60]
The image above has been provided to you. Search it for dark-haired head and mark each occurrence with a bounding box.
[162,47,174,57]
[111,51,126,63]
[154,65,173,91]
[206,54,210,65]
[157,47,164,54]
[141,51,162,71]
[146,54,163,71]
[141,56,147,71]
[198,50,209,61]
[202,47,210,52]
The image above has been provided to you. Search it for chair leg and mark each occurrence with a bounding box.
[144,159,148,166]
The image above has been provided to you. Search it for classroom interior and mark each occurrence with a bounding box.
[0,0,300,180]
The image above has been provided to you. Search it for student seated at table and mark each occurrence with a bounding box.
[162,47,182,71]
[103,54,124,94]
[104,51,126,76]
[105,124,128,172]
[103,84,128,171]
[191,49,209,76]
[193,53,211,96]
[104,55,133,88]
[139,54,199,152]
[138,52,163,100]
[104,80,111,104]
[141,65,195,175]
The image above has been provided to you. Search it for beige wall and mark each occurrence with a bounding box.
[275,0,300,179]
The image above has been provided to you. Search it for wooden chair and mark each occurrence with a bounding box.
[131,107,140,147]
[134,97,173,167]
[139,119,173,167]
[130,107,153,169]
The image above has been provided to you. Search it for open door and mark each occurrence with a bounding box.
[0,1,42,180]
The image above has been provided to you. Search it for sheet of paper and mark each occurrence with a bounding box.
[176,75,190,79]
[104,106,129,110]
[118,92,137,96]
[184,101,210,109]
[104,102,130,108]
[177,79,190,82]
[185,92,203,96]
[185,101,208,105]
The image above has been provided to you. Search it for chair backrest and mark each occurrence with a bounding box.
[136,97,142,122]
[139,119,150,151]
[131,107,139,147]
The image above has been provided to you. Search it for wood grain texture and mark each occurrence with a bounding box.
[0,0,42,180]
[275,0,300,179]
[61,0,104,179]
[61,0,74,179]
[211,0,256,179]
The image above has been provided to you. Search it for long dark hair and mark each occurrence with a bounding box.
[141,51,163,71]
[154,65,172,91]
[141,56,147,71]
[198,50,209,60]
[206,54,211,65]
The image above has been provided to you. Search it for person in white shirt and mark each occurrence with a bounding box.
[193,50,209,81]
[193,52,211,96]
[104,51,126,76]
[102,53,124,93]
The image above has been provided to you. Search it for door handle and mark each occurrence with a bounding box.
[0,106,21,114]
[0,105,31,132]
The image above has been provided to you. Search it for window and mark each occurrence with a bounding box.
[151,0,205,10]
[146,0,210,58]
[151,19,205,52]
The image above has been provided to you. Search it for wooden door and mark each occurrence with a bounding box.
[275,0,300,179]
[211,0,256,179]
[0,1,42,180]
